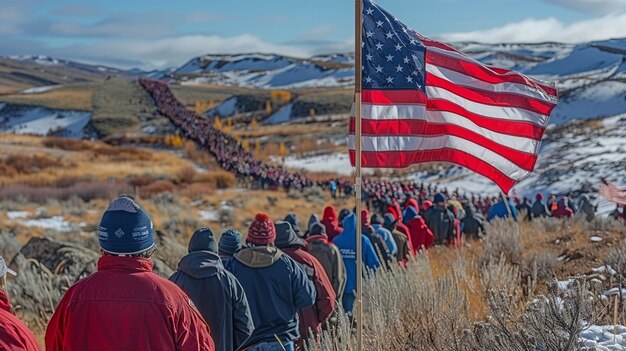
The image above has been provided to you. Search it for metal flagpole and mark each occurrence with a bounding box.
[354,0,364,350]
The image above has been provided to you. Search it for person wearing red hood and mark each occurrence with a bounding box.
[422,200,433,212]
[402,204,435,253]
[0,256,41,351]
[321,206,343,242]
[46,196,215,351]
[553,196,574,219]
[386,203,414,253]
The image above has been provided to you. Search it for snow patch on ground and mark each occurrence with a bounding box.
[205,97,238,117]
[19,85,59,94]
[0,104,91,138]
[199,209,220,221]
[265,103,293,124]
[580,325,626,350]
[6,211,29,220]
[22,216,74,232]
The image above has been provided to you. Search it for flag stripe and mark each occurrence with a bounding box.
[425,86,551,126]
[425,49,558,97]
[349,149,517,193]
[351,104,541,147]
[348,134,534,176]
[427,100,545,139]
[426,64,557,104]
[348,117,539,169]
[426,74,555,115]
[600,181,626,204]
[361,89,428,104]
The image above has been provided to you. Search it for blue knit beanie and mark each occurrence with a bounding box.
[434,193,446,204]
[219,228,243,255]
[98,197,155,255]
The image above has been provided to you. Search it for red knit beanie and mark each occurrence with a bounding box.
[247,212,276,245]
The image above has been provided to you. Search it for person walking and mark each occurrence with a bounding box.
[227,213,316,351]
[218,228,243,265]
[382,213,411,263]
[46,196,214,351]
[170,227,254,351]
[423,193,456,244]
[305,223,347,301]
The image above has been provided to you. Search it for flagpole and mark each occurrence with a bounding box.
[354,0,364,350]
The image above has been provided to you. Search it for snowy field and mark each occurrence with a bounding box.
[0,103,91,138]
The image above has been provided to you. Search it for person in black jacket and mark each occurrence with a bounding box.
[423,193,455,245]
[460,201,486,239]
[170,227,254,351]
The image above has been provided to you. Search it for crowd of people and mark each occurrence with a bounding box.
[4,187,622,350]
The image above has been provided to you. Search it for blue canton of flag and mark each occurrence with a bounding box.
[362,0,426,92]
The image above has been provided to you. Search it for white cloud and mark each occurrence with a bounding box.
[439,12,626,43]
[544,0,626,14]
[45,34,352,69]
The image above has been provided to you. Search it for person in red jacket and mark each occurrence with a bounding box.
[45,196,214,351]
[0,256,41,351]
[553,196,574,219]
[274,221,336,344]
[403,205,435,253]
[321,206,343,242]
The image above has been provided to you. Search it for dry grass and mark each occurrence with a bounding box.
[0,85,94,110]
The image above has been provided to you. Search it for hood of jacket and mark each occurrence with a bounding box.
[383,213,398,232]
[323,206,338,224]
[307,214,320,232]
[234,246,283,268]
[341,213,357,239]
[403,206,419,224]
[275,221,306,249]
[405,198,419,211]
[284,214,303,238]
[177,250,222,279]
[0,291,12,314]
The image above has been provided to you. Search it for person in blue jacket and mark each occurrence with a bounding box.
[227,213,316,351]
[170,227,254,351]
[332,212,380,316]
[487,196,519,222]
[370,214,397,257]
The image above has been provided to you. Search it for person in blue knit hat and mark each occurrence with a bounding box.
[46,196,215,351]
[219,228,243,265]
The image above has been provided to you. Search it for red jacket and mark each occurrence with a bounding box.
[406,217,435,253]
[0,291,41,351]
[321,206,343,242]
[45,256,214,351]
[282,247,336,338]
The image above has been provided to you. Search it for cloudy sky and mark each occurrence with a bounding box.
[1,0,625,69]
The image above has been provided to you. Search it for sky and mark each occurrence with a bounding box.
[1,0,626,70]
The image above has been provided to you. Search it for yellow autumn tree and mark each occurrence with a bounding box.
[250,118,258,130]
[242,139,250,152]
[254,139,261,158]
[278,142,289,157]
[213,117,223,130]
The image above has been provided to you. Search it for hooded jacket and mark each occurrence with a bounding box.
[332,214,380,310]
[360,210,393,266]
[170,251,253,351]
[385,206,414,252]
[0,291,41,351]
[383,214,410,263]
[460,204,486,238]
[45,256,215,351]
[423,205,456,244]
[531,199,548,218]
[306,233,347,300]
[321,206,343,241]
[487,200,519,222]
[226,246,316,348]
[403,206,435,252]
[275,223,336,339]
[553,197,574,219]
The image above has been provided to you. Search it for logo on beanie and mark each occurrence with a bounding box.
[115,228,125,238]
[132,226,150,240]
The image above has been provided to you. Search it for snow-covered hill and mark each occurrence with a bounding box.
[0,103,91,138]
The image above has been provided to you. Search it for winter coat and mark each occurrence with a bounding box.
[321,206,343,242]
[487,200,519,222]
[306,214,321,235]
[281,246,336,337]
[423,205,456,244]
[553,197,574,219]
[332,214,380,310]
[461,205,486,238]
[531,200,548,218]
[361,210,393,266]
[170,251,254,351]
[402,206,435,252]
[386,206,414,252]
[45,256,215,351]
[577,195,596,221]
[226,246,316,348]
[382,215,411,263]
[371,224,398,256]
[0,291,41,351]
[306,234,347,300]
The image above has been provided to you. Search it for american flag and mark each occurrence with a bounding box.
[349,0,558,193]
[600,179,626,205]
